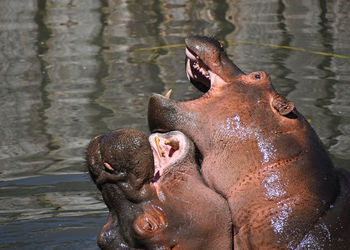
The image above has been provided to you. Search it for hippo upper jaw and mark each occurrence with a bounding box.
[185,36,245,93]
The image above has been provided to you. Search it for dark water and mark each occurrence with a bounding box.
[0,0,349,249]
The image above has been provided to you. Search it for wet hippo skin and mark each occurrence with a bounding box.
[87,129,156,249]
[148,36,350,249]
[87,129,232,249]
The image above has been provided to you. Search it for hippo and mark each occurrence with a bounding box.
[148,36,350,249]
[87,129,232,249]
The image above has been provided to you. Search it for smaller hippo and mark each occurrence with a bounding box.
[87,129,232,249]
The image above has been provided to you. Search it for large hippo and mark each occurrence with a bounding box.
[87,128,232,249]
[148,36,350,249]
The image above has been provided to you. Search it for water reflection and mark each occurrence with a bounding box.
[0,0,349,248]
[0,0,48,179]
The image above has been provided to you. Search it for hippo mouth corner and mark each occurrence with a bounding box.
[185,48,212,93]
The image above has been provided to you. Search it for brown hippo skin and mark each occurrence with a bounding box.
[87,129,156,249]
[87,128,232,249]
[148,36,350,249]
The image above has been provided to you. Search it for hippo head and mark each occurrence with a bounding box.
[150,37,298,184]
[148,36,335,200]
[87,128,232,249]
[184,36,294,116]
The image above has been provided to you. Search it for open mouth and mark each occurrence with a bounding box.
[185,48,212,93]
[149,132,186,187]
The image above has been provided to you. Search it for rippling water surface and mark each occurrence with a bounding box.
[1,0,349,249]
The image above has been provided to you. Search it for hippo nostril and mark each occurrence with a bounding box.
[254,73,261,79]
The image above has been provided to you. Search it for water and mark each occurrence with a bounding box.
[0,0,349,249]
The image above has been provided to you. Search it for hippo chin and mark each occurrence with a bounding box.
[148,36,350,249]
[87,129,232,249]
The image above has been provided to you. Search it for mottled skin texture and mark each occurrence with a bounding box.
[87,129,156,249]
[87,129,232,249]
[148,36,350,249]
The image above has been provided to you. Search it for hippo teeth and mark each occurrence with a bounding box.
[193,60,210,79]
[103,162,114,171]
[186,58,194,80]
[185,48,211,92]
[185,48,210,80]
[164,139,179,157]
[165,139,179,150]
[155,136,165,157]
[164,89,172,98]
[149,133,184,185]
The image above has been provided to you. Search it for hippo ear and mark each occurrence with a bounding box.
[272,96,295,116]
[133,205,167,238]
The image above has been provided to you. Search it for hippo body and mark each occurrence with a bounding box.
[148,36,350,249]
[87,129,232,249]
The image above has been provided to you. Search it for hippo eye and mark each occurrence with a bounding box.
[254,73,261,79]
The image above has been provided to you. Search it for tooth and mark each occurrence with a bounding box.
[165,140,179,151]
[155,136,165,157]
[104,162,114,171]
[186,59,194,79]
[164,89,172,98]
